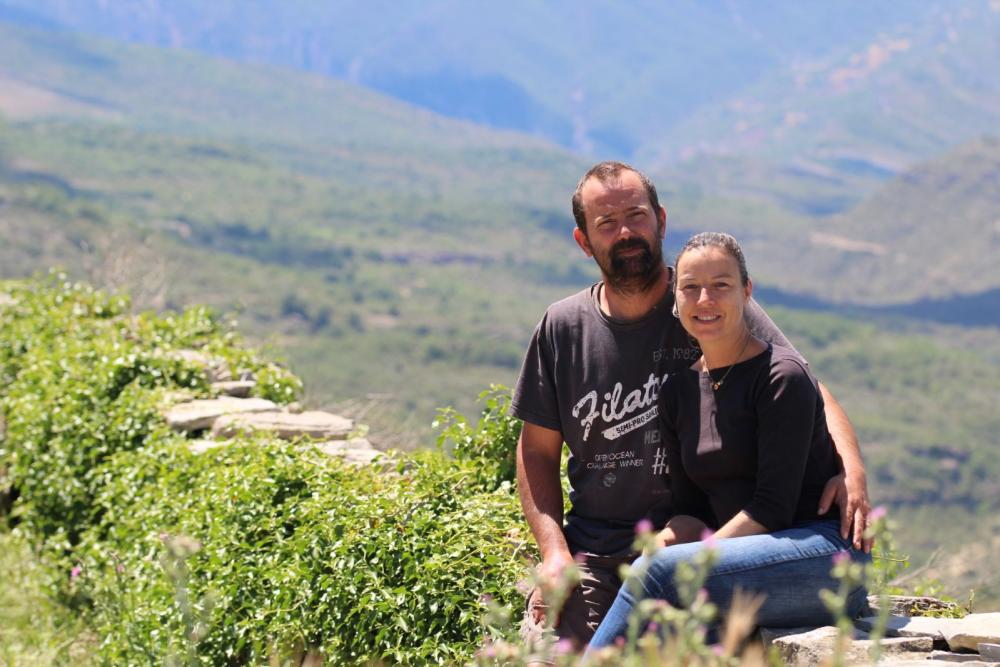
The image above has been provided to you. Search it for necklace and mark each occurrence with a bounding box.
[705,331,752,391]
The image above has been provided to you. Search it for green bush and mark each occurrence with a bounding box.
[0,277,534,664]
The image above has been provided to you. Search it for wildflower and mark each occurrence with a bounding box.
[70,565,82,580]
[635,518,653,535]
[831,550,851,566]
[869,506,888,521]
[556,639,574,655]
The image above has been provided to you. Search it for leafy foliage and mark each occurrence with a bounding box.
[0,277,535,664]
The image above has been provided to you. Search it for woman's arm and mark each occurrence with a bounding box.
[740,357,822,532]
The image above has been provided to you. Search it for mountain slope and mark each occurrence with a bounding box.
[758,137,1000,307]
[0,0,955,158]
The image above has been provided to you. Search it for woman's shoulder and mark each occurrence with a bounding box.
[764,344,819,391]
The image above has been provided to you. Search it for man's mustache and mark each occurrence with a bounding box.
[611,238,652,259]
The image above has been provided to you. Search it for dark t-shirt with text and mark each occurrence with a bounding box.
[511,279,796,556]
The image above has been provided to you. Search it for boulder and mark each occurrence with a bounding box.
[981,644,1000,661]
[164,397,277,432]
[211,410,353,440]
[762,625,934,666]
[211,380,256,398]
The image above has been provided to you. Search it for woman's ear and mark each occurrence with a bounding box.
[744,277,753,302]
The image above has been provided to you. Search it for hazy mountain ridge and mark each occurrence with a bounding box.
[0,0,959,161]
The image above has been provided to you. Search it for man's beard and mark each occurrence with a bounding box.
[596,236,664,295]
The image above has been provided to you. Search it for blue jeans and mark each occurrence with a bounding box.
[587,520,869,650]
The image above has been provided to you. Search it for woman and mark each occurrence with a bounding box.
[586,232,869,650]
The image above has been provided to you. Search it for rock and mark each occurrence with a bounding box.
[763,625,934,666]
[168,349,232,382]
[929,650,993,662]
[315,441,384,466]
[868,595,962,617]
[211,380,255,398]
[211,410,353,440]
[981,644,1000,661]
[947,615,1000,652]
[164,397,277,432]
[878,661,993,666]
[858,613,1000,652]
[189,439,227,454]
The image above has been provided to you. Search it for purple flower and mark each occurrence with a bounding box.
[869,506,888,521]
[700,528,717,546]
[70,565,82,580]
[635,518,653,535]
[832,550,851,566]
[556,639,574,655]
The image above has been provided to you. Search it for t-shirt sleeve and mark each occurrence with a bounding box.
[744,298,804,363]
[510,313,563,432]
[742,357,820,531]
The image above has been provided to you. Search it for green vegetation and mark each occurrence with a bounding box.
[0,528,95,665]
[0,277,532,664]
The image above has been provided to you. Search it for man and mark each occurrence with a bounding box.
[511,161,871,654]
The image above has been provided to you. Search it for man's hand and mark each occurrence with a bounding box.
[818,471,873,552]
[529,551,576,625]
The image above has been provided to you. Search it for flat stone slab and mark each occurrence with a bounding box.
[764,625,934,666]
[879,662,995,666]
[164,397,277,432]
[857,613,1000,652]
[211,410,353,440]
[211,380,256,398]
[928,650,996,663]
[981,644,1000,661]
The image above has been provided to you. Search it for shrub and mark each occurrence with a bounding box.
[0,276,534,664]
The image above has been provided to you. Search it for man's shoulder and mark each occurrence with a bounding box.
[538,284,597,325]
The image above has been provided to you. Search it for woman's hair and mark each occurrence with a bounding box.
[674,232,749,286]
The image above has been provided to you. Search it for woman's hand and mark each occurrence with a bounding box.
[656,515,709,547]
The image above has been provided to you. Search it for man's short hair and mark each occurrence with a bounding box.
[571,161,661,235]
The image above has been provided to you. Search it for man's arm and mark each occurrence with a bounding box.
[817,381,873,552]
[516,421,574,621]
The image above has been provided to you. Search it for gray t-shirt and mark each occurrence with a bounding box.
[511,277,797,556]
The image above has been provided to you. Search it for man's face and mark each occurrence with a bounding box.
[574,171,666,294]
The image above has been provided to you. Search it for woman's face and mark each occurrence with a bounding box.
[675,245,751,346]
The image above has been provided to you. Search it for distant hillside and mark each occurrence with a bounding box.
[5,0,992,178]
[747,137,1000,310]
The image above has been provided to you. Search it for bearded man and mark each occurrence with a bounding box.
[511,161,871,658]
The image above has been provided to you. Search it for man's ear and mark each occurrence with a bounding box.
[573,227,593,257]
[657,205,667,238]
